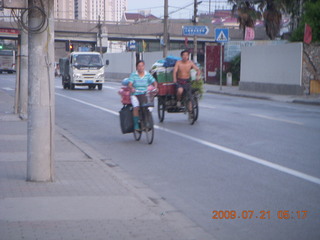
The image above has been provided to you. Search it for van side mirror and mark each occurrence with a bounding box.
[106,60,109,66]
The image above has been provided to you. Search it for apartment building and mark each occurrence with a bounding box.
[54,0,127,22]
[55,0,75,19]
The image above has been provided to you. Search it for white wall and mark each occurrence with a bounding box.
[104,50,183,80]
[104,51,136,79]
[240,42,304,95]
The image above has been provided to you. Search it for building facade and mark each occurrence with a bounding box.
[54,0,127,22]
[54,0,75,19]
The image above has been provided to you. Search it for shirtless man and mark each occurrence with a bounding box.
[173,50,201,107]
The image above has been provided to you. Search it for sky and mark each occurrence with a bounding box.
[127,0,231,19]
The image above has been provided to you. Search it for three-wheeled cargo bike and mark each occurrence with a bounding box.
[154,68,200,125]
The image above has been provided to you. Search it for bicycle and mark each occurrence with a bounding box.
[133,89,157,144]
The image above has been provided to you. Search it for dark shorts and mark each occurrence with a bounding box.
[176,78,191,89]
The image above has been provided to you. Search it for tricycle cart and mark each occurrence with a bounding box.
[151,56,201,125]
[156,77,199,125]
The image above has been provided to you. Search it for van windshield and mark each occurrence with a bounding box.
[73,54,102,67]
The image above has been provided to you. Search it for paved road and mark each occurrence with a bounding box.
[1,75,320,240]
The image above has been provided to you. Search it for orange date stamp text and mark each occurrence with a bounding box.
[211,210,308,220]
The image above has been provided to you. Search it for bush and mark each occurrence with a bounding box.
[191,78,204,99]
[291,1,320,43]
[228,54,241,85]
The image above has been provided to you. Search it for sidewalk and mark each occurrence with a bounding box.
[0,89,213,240]
[204,84,320,106]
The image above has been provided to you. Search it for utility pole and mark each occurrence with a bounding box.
[27,0,55,182]
[98,15,103,55]
[18,28,28,119]
[193,0,198,63]
[163,0,168,58]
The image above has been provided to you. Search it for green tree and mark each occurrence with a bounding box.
[291,0,320,42]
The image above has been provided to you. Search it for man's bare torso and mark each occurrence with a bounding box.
[176,60,193,79]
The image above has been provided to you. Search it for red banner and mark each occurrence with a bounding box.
[244,27,255,41]
[304,24,312,44]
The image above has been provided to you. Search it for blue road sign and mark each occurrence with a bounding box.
[215,28,229,42]
[128,40,136,50]
[182,26,209,36]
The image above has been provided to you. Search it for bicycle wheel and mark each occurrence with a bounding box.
[193,96,199,122]
[145,110,154,144]
[157,97,165,122]
[187,98,196,125]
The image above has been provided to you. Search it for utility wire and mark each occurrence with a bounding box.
[11,0,48,34]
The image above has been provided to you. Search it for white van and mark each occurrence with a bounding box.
[60,52,105,90]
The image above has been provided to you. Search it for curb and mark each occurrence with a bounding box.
[206,90,320,106]
[206,90,271,100]
[292,99,320,106]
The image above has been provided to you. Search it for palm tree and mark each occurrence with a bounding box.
[259,0,284,39]
[228,0,262,39]
[228,0,310,40]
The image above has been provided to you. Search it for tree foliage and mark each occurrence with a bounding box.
[228,0,319,41]
[290,1,320,42]
[228,0,262,39]
[260,0,283,39]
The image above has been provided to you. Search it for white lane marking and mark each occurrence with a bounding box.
[200,104,217,110]
[2,87,14,91]
[155,126,320,185]
[250,113,304,126]
[56,93,119,116]
[56,93,320,185]
[104,86,116,90]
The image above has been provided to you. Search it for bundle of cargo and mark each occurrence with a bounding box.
[119,86,131,105]
[151,56,181,96]
[118,78,131,105]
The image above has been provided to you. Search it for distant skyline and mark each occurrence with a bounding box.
[127,0,231,19]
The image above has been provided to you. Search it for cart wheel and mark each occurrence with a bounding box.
[144,110,154,144]
[157,97,165,122]
[187,99,196,125]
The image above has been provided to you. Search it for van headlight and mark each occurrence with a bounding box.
[97,73,104,79]
[73,73,81,79]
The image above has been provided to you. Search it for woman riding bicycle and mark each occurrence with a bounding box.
[128,60,158,131]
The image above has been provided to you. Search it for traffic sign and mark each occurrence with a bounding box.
[215,28,229,42]
[128,40,136,50]
[182,26,209,36]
